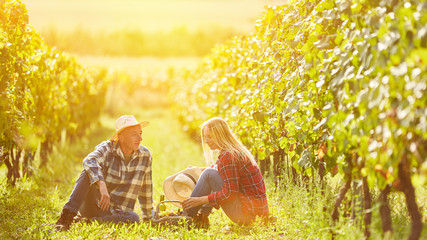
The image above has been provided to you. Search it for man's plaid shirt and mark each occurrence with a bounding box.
[83,141,153,219]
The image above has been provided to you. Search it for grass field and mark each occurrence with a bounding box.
[78,56,201,74]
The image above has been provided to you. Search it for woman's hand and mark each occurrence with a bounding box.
[181,196,209,210]
[97,180,110,211]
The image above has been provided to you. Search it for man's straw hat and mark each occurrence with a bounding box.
[110,115,149,141]
[163,167,204,207]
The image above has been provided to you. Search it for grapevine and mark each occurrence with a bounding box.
[174,0,427,238]
[0,0,108,185]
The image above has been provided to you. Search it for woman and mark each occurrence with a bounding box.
[181,117,269,227]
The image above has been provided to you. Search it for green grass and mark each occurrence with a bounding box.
[1,90,426,239]
[77,56,201,75]
[39,26,242,57]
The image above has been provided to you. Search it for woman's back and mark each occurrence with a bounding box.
[215,151,269,217]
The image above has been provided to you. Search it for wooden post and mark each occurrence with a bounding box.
[378,185,393,235]
[362,176,372,239]
[398,153,422,240]
[331,155,352,222]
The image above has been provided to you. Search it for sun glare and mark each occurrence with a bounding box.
[24,0,287,33]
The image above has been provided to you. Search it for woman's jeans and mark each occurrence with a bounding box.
[187,168,255,225]
[63,170,139,224]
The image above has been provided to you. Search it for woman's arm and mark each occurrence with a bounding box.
[207,153,240,207]
[181,196,209,209]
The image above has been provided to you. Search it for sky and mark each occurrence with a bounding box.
[24,0,288,34]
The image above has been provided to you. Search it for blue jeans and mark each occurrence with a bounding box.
[187,168,255,225]
[63,170,140,224]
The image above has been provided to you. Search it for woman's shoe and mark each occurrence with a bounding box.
[193,212,210,229]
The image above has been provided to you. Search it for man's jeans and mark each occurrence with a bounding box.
[187,168,255,225]
[63,170,140,224]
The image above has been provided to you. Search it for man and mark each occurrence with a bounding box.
[55,115,153,231]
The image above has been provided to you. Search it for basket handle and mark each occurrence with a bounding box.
[154,200,183,219]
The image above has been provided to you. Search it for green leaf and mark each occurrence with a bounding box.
[279,137,288,149]
[298,147,312,168]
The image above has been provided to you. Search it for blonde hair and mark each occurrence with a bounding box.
[200,117,257,166]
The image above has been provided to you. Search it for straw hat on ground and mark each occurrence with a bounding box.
[110,115,149,141]
[163,167,204,207]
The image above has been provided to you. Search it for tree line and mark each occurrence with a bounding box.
[0,0,108,186]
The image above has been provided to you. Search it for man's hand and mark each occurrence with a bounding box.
[97,180,110,211]
[181,196,209,210]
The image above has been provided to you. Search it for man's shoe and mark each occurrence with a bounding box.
[54,208,77,231]
[73,215,91,224]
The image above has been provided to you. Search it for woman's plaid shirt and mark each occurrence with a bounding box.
[83,141,153,220]
[208,152,269,217]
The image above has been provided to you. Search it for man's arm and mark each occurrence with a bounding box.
[138,156,153,220]
[83,141,110,184]
[97,180,110,211]
[83,141,111,210]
